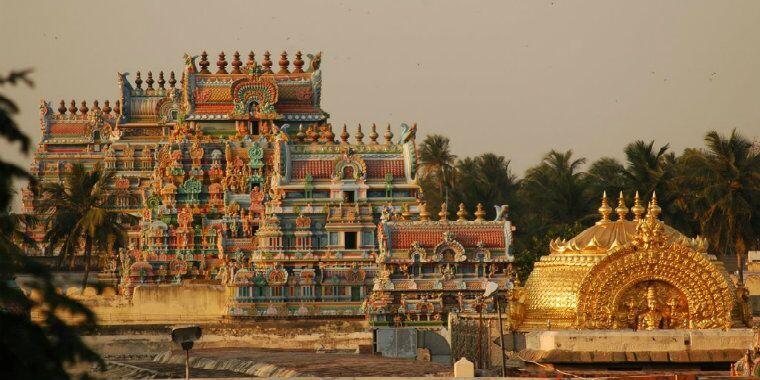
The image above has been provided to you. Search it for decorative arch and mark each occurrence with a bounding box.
[231,78,278,116]
[434,233,466,262]
[575,241,736,329]
[407,242,427,262]
[333,155,367,180]
[156,98,180,123]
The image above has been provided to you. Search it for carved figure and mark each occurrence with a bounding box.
[637,286,664,330]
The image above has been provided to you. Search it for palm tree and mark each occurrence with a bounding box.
[587,157,626,198]
[678,130,760,277]
[418,134,457,217]
[622,140,676,200]
[452,154,518,220]
[40,164,129,291]
[521,150,594,226]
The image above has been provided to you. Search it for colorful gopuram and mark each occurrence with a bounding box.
[24,50,514,318]
[367,203,514,327]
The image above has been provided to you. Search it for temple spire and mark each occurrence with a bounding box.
[355,124,364,144]
[262,51,273,73]
[168,71,176,88]
[474,203,486,221]
[278,51,290,74]
[419,202,430,221]
[615,191,629,221]
[369,123,379,144]
[135,71,143,89]
[231,51,242,74]
[438,202,449,221]
[58,100,66,115]
[597,191,612,224]
[79,100,88,115]
[68,100,77,115]
[384,124,393,145]
[246,51,256,69]
[293,51,305,73]
[647,191,661,219]
[157,71,165,89]
[216,51,228,74]
[631,191,645,221]
[146,71,154,89]
[457,203,468,221]
[199,51,210,74]
[340,124,349,144]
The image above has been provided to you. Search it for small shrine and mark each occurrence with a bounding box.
[514,192,749,330]
[367,203,515,327]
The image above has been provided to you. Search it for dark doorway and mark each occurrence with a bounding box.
[343,190,355,203]
[351,286,361,301]
[344,231,358,249]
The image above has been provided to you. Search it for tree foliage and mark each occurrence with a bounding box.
[417,131,760,281]
[40,164,131,291]
[0,70,103,379]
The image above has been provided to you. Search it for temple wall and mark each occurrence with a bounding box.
[85,320,372,359]
[128,284,228,320]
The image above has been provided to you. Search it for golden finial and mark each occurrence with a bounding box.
[438,202,449,221]
[631,191,645,221]
[615,191,629,221]
[597,191,612,224]
[647,191,661,219]
[456,203,468,221]
[474,203,486,221]
[419,202,430,221]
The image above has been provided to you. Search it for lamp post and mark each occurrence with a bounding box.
[171,325,202,380]
[476,296,484,370]
[484,281,506,377]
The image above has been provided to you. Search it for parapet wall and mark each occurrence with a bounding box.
[129,284,228,321]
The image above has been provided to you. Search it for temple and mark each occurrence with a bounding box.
[24,50,514,318]
[367,203,514,327]
[513,192,747,330]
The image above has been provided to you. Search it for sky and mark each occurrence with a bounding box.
[2,0,759,180]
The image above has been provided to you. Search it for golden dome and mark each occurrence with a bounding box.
[549,192,688,255]
[516,193,735,331]
[550,219,687,255]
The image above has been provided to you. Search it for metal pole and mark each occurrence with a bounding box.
[495,294,507,377]
[477,299,483,370]
[185,348,190,380]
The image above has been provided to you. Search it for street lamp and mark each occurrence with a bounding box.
[171,325,202,380]
[484,281,506,377]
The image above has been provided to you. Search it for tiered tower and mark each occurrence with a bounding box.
[26,51,435,317]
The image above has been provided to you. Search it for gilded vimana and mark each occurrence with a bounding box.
[2,2,760,379]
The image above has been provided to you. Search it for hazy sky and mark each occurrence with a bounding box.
[2,0,759,176]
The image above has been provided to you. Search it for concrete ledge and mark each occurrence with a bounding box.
[520,328,754,363]
[518,348,745,363]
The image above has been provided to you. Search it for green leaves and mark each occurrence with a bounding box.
[1,70,103,378]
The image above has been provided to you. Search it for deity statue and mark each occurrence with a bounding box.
[190,139,204,168]
[637,286,664,330]
[177,207,193,229]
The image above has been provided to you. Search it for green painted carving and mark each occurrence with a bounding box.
[385,172,394,197]
[304,173,314,198]
[182,178,202,204]
[248,142,264,169]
